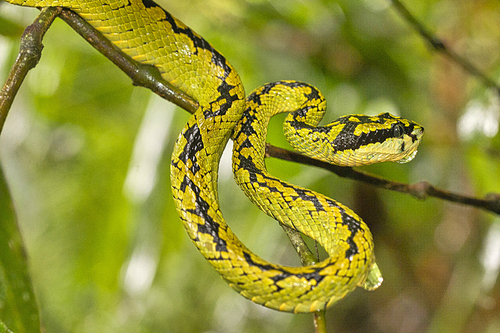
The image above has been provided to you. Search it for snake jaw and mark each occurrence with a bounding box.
[362,263,384,290]
[397,149,418,164]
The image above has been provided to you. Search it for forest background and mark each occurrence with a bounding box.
[1,0,500,332]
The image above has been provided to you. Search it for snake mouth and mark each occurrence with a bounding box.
[396,149,418,164]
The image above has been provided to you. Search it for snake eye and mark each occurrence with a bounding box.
[394,124,405,138]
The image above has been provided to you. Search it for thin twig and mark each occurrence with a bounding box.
[0,7,61,133]
[313,310,327,333]
[266,144,500,215]
[391,0,500,96]
[281,225,318,265]
[280,225,327,332]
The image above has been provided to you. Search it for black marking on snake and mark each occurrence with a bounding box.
[248,81,308,104]
[142,0,241,97]
[331,124,364,152]
[251,82,322,119]
[237,155,281,194]
[174,125,228,253]
[285,118,331,133]
[179,175,228,252]
[145,0,216,58]
[210,50,233,80]
[243,252,275,272]
[176,124,203,176]
[242,252,326,289]
[246,90,264,107]
[291,188,326,213]
[406,123,422,143]
[235,135,255,151]
[237,154,261,176]
[269,271,323,293]
[233,110,259,139]
[205,81,239,118]
[142,0,159,8]
[238,155,294,195]
[332,120,407,152]
[288,89,323,120]
[272,80,311,92]
[335,205,362,260]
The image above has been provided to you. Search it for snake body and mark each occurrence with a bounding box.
[6,0,424,312]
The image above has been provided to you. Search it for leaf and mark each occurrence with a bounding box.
[0,169,40,333]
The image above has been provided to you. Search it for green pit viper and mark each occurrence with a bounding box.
[5,0,424,313]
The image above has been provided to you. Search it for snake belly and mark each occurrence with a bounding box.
[6,0,424,313]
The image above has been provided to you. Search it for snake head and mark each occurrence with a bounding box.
[322,112,424,166]
[374,112,424,164]
[285,112,424,166]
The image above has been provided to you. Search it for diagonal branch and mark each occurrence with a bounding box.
[0,7,61,133]
[266,144,500,215]
[280,224,326,332]
[391,0,500,97]
[58,9,199,113]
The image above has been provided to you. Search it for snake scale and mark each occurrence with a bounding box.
[6,0,424,312]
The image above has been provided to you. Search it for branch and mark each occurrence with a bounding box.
[0,7,61,133]
[266,144,500,215]
[390,0,500,97]
[279,225,326,332]
[58,9,198,114]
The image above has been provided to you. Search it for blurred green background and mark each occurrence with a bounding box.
[1,0,500,332]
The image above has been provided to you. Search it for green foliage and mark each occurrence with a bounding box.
[0,169,39,333]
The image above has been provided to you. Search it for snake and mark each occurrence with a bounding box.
[5,0,424,313]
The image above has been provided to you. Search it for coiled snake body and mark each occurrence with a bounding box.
[7,0,424,313]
